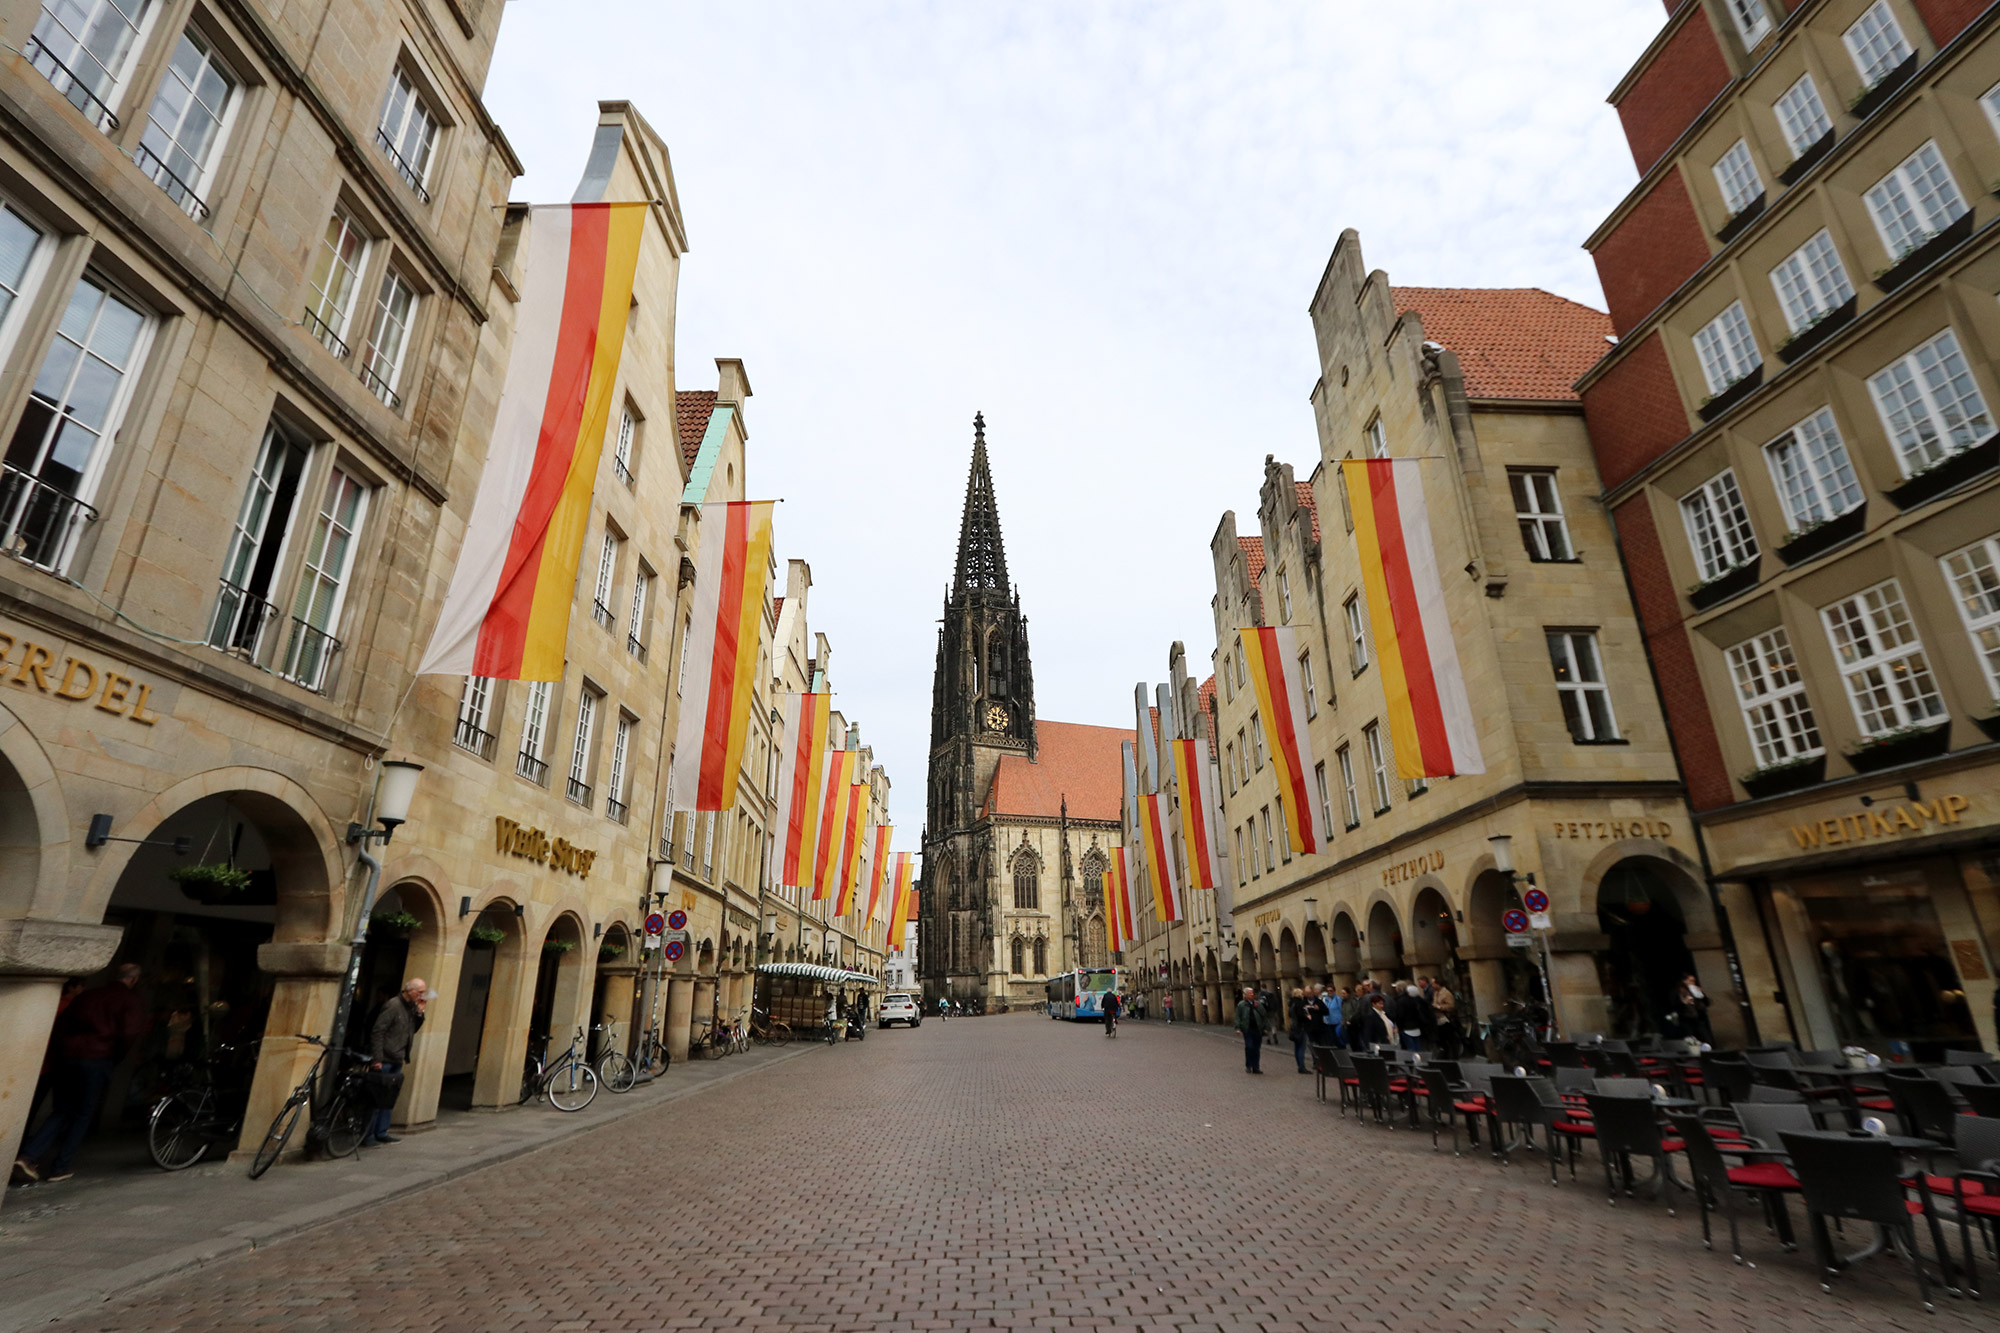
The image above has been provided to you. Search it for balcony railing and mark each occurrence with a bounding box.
[356,357,402,411]
[614,455,634,488]
[565,776,593,809]
[453,717,499,761]
[302,307,350,360]
[0,465,98,574]
[591,599,614,631]
[207,578,280,659]
[516,750,549,785]
[276,618,343,695]
[25,35,119,132]
[605,797,629,825]
[373,127,432,205]
[132,141,210,221]
[659,832,673,860]
[626,633,647,663]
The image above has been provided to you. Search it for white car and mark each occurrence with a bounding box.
[879,993,922,1028]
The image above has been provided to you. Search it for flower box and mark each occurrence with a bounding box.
[542,938,577,955]
[1698,364,1764,423]
[1715,192,1767,245]
[1849,53,1919,121]
[468,923,507,947]
[1775,504,1866,566]
[169,862,252,905]
[1688,557,1760,610]
[1884,432,1999,511]
[1741,754,1825,800]
[369,910,423,937]
[1973,711,2000,743]
[1777,130,1836,187]
[1776,296,1856,365]
[1873,211,1974,295]
[1844,721,1951,773]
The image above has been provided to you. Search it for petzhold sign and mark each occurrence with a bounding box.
[1787,794,1970,850]
[494,817,596,877]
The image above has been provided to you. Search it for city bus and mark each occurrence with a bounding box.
[1045,967,1126,1021]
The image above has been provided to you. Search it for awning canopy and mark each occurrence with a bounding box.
[755,962,880,986]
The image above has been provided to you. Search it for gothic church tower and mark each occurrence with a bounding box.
[919,414,1035,1005]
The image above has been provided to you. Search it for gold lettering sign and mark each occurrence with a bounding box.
[493,817,596,878]
[1787,795,1969,851]
[1253,908,1283,927]
[1382,850,1445,887]
[1552,818,1673,841]
[0,634,159,724]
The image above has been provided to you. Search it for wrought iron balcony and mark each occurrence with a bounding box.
[276,618,343,695]
[132,141,210,221]
[566,776,593,809]
[516,750,549,785]
[591,599,614,631]
[302,307,351,360]
[357,358,402,411]
[207,578,280,659]
[373,127,432,205]
[605,797,629,825]
[25,35,119,132]
[659,832,673,860]
[626,633,647,663]
[614,455,634,488]
[0,465,98,574]
[453,717,499,761]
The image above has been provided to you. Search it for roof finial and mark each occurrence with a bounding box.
[973,411,985,443]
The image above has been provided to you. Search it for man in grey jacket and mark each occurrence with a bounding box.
[364,978,429,1146]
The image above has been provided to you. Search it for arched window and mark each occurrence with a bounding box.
[1032,937,1048,974]
[1010,935,1025,974]
[1012,848,1038,910]
[1080,849,1106,911]
[988,630,1007,697]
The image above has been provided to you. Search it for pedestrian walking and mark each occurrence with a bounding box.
[1344,980,1373,1051]
[1430,977,1459,1059]
[14,963,150,1185]
[1319,984,1346,1049]
[1164,993,1174,1024]
[1288,987,1311,1074]
[1389,984,1429,1053]
[363,977,430,1146]
[1234,988,1265,1074]
[1354,992,1396,1050]
[1258,987,1278,1045]
[1677,974,1713,1045]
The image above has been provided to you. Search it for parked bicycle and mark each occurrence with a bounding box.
[693,1017,746,1060]
[520,1026,599,1111]
[247,1035,370,1180]
[147,1040,258,1171]
[749,1006,792,1046]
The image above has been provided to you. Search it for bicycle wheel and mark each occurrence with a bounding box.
[148,1092,211,1171]
[598,1049,635,1093]
[248,1091,307,1180]
[645,1037,671,1075]
[545,1059,598,1112]
[320,1088,369,1158]
[769,1022,791,1047]
[519,1061,543,1106]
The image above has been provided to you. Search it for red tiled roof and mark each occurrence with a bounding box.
[1390,287,1613,401]
[675,389,717,469]
[983,720,1133,823]
[1294,482,1320,543]
[771,596,785,619]
[1237,536,1265,584]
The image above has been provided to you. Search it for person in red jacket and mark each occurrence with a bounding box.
[13,963,151,1184]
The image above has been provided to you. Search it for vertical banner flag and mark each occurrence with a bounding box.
[1341,458,1484,778]
[812,748,858,900]
[1136,793,1182,923]
[1114,847,1138,948]
[420,202,648,679]
[669,500,779,810]
[865,825,893,922]
[1240,625,1337,855]
[772,692,831,890]
[1170,738,1220,891]
[887,852,916,946]
[1103,851,1122,957]
[834,781,867,916]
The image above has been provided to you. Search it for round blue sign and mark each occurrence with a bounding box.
[666,909,688,931]
[644,912,665,934]
[1501,909,1529,934]
[664,939,686,961]
[1522,888,1549,914]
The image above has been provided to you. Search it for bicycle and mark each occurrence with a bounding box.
[247,1035,370,1180]
[593,1022,635,1093]
[521,1026,599,1111]
[147,1041,256,1171]
[749,1006,792,1047]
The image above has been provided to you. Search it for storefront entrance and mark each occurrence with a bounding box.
[1594,863,1696,1040]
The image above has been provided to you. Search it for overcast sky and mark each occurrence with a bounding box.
[485,1,1664,838]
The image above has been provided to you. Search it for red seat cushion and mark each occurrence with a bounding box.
[1855,1098,1895,1111]
[1962,1195,2000,1218]
[1453,1101,1490,1116]
[1708,1127,1744,1140]
[1727,1162,1800,1191]
[1551,1119,1596,1136]
[1926,1175,1987,1197]
[1658,1138,1686,1153]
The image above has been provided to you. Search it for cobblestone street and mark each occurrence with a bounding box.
[43,1017,1995,1332]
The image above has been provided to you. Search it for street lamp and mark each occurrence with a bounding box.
[1487,834,1514,875]
[327,761,424,1095]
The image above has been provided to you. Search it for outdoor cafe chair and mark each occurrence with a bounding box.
[1543,1040,1584,1069]
[1329,1048,1361,1117]
[1669,1111,1799,1265]
[1938,1114,2000,1300]
[1779,1130,1956,1313]
[1309,1043,1341,1105]
[1962,1082,2000,1119]
[1351,1056,1408,1127]
[1593,1077,1654,1098]
[1700,1053,1753,1106]
[1944,1050,1997,1070]
[1416,1067,1467,1154]
[1554,1067,1595,1098]
[1489,1075,1569,1184]
[1584,1091,1687,1211]
[1886,1070,1964,1144]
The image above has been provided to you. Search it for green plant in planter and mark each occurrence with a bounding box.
[1844,719,1947,755]
[370,910,422,934]
[542,938,577,955]
[168,862,252,896]
[1687,559,1752,598]
[468,923,507,946]
[597,941,626,962]
[1742,754,1821,785]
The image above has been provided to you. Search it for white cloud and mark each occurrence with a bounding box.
[485,0,1665,837]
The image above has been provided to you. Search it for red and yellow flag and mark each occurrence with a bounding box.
[834,781,867,916]
[812,749,858,900]
[864,825,893,922]
[1240,625,1335,855]
[887,851,916,945]
[1136,793,1182,923]
[420,203,648,680]
[1170,738,1219,891]
[772,692,831,891]
[670,501,777,810]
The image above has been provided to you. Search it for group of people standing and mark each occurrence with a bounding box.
[1231,977,1461,1075]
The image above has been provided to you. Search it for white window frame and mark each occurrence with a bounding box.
[1821,580,1946,736]
[1769,230,1853,334]
[306,208,369,350]
[1300,650,1317,719]
[1336,744,1360,827]
[1234,826,1247,886]
[359,268,416,406]
[568,689,599,803]
[1983,80,2000,142]
[1224,742,1236,794]
[1314,761,1333,838]
[1363,723,1391,813]
[519,679,552,773]
[607,714,632,809]
[1774,74,1834,159]
[1868,329,1993,476]
[1764,408,1863,533]
[1725,0,1771,48]
[1843,1,1913,87]
[1693,302,1761,397]
[592,528,618,624]
[1713,139,1763,217]
[1865,142,1967,264]
[210,422,308,653]
[1726,627,1823,769]
[1548,630,1619,743]
[614,404,638,485]
[135,26,238,217]
[29,0,157,125]
[1510,468,1573,562]
[279,465,367,692]
[0,198,51,361]
[1249,712,1264,770]
[1260,806,1275,872]
[1679,469,1759,582]
[1277,568,1292,622]
[1942,535,2000,701]
[1366,417,1388,459]
[454,674,494,755]
[375,65,440,197]
[627,566,649,652]
[1345,594,1369,673]
[1236,729,1249,784]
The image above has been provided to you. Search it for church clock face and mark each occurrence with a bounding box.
[984,703,1009,732]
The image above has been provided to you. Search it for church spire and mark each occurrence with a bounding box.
[952,412,1010,598]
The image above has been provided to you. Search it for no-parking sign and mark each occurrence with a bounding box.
[1501,909,1529,934]
[666,909,688,931]
[664,939,686,962]
[1522,887,1549,914]
[645,912,666,935]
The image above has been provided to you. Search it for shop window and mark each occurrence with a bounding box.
[1774,74,1833,160]
[1764,408,1862,533]
[1510,468,1572,562]
[1820,580,1946,736]
[1548,630,1620,743]
[1864,143,1965,265]
[1867,329,1992,477]
[1693,302,1761,397]
[1769,231,1853,334]
[1726,627,1823,768]
[1713,140,1762,217]
[136,26,237,219]
[1941,534,2000,699]
[1679,470,1758,583]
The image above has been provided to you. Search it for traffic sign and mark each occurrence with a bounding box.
[1528,912,1553,932]
[664,939,686,962]
[1506,934,1534,949]
[666,909,688,931]
[1522,887,1549,914]
[644,912,665,935]
[661,928,689,944]
[1501,908,1529,934]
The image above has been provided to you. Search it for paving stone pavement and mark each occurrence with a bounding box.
[31,1016,1997,1332]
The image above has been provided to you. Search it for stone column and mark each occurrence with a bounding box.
[665,970,694,1063]
[242,940,346,1150]
[400,944,464,1128]
[1545,933,1611,1040]
[0,919,122,1197]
